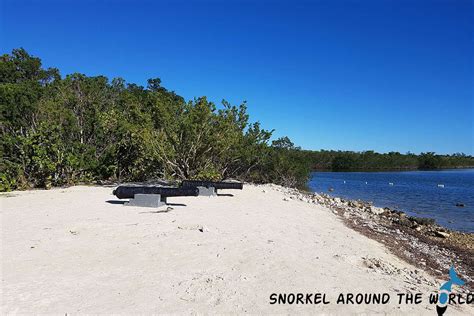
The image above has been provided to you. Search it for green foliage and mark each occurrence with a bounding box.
[1,49,472,192]
[331,154,357,171]
[418,152,442,170]
[194,166,222,181]
[1,48,310,191]
[271,136,296,150]
[0,164,18,191]
[309,150,474,171]
[267,144,311,188]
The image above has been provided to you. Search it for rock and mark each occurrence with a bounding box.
[283,197,289,201]
[198,226,210,233]
[369,207,384,215]
[435,231,450,238]
[348,201,361,208]
[398,217,412,227]
[328,188,334,192]
[455,203,465,207]
[408,216,435,226]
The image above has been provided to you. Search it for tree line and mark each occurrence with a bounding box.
[1,49,473,192]
[306,150,474,171]
[0,48,310,191]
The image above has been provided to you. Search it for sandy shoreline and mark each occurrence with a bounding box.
[304,189,474,288]
[1,184,472,314]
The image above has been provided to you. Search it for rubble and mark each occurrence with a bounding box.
[264,183,474,291]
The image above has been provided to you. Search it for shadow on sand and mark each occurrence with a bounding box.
[138,209,172,214]
[106,200,127,205]
[106,200,187,208]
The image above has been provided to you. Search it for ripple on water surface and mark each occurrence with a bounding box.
[308,169,474,232]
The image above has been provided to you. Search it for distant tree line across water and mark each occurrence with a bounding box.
[1,49,473,192]
[306,150,474,171]
[264,137,474,172]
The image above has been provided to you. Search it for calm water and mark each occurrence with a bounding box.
[308,169,474,232]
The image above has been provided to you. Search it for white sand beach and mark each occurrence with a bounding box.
[1,184,471,314]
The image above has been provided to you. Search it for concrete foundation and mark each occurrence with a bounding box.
[125,194,166,208]
[197,186,216,197]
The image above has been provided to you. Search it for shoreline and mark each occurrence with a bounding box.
[1,184,472,314]
[282,186,474,290]
[310,189,472,234]
[308,169,473,233]
[312,166,474,172]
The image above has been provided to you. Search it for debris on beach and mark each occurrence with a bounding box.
[198,226,210,233]
[435,231,450,238]
[178,224,209,232]
[267,183,474,290]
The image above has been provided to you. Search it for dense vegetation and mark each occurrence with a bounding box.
[1,49,473,192]
[306,150,474,171]
[0,48,310,191]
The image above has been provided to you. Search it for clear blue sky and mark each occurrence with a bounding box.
[1,0,473,154]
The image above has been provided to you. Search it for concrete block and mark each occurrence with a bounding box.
[125,194,166,208]
[197,186,216,197]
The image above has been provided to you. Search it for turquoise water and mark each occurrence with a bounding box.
[308,169,474,232]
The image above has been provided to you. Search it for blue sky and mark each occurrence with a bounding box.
[1,0,473,154]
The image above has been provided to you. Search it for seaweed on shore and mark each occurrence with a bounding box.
[275,185,474,291]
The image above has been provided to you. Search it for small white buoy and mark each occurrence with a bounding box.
[389,182,394,186]
[343,181,346,184]
[437,184,445,188]
[365,181,368,185]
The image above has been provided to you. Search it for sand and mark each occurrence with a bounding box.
[1,184,471,314]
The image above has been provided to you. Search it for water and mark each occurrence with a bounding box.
[308,169,474,232]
